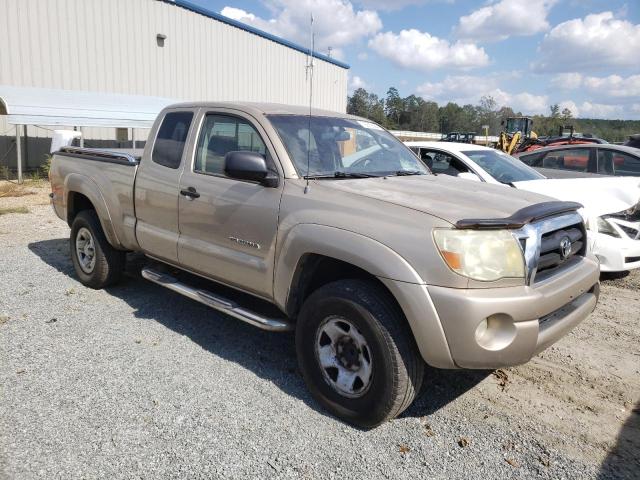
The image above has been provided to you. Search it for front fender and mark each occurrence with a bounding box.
[274,224,425,311]
[273,223,454,367]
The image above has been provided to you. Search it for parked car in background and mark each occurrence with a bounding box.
[442,132,476,143]
[624,134,640,149]
[515,144,640,178]
[406,142,640,272]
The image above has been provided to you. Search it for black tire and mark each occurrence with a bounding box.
[295,279,424,428]
[70,210,125,289]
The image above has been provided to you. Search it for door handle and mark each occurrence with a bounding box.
[180,187,200,199]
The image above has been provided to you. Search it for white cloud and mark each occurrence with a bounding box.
[483,89,548,114]
[558,100,624,119]
[327,48,346,61]
[357,52,369,60]
[550,73,584,90]
[456,0,557,42]
[348,75,370,92]
[221,7,258,22]
[356,0,432,11]
[532,12,640,72]
[508,92,549,114]
[550,73,640,99]
[582,75,640,98]
[415,75,548,114]
[220,1,382,56]
[416,75,499,101]
[368,29,489,71]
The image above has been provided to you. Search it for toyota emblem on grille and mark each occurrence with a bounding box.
[559,237,572,260]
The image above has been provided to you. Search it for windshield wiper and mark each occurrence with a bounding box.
[304,171,379,179]
[394,170,425,176]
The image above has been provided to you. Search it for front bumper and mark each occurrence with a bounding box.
[381,257,599,369]
[592,231,640,272]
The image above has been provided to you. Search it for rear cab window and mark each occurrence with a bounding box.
[152,111,194,169]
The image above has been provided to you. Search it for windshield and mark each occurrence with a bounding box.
[267,115,429,177]
[465,150,545,183]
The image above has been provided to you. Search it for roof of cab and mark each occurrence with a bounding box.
[164,101,363,120]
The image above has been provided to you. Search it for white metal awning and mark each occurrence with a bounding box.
[0,85,177,128]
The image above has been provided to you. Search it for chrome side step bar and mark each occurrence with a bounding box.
[141,267,293,332]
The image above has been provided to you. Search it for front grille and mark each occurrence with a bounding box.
[626,256,640,264]
[536,223,586,279]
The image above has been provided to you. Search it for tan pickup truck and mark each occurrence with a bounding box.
[50,102,600,427]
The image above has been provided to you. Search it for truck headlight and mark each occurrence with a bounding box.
[433,229,525,281]
[597,217,620,238]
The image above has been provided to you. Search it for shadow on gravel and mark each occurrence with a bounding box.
[29,238,488,426]
[402,368,490,419]
[599,269,640,290]
[27,238,74,276]
[600,271,630,281]
[598,400,640,480]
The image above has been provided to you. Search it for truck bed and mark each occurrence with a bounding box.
[49,147,140,251]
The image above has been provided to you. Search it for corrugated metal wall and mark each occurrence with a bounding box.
[0,0,348,168]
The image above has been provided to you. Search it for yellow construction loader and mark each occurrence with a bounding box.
[496,116,537,154]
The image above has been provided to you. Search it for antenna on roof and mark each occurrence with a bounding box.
[304,13,314,194]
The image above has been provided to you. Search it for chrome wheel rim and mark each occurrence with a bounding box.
[75,227,96,274]
[315,317,373,398]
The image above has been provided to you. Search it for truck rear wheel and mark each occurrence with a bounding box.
[70,210,125,289]
[295,279,424,428]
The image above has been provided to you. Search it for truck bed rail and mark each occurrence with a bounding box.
[56,146,139,166]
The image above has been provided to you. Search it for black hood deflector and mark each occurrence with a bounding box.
[456,201,583,230]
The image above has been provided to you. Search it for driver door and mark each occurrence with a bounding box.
[177,110,284,299]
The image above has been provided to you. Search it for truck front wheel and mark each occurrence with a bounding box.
[70,210,125,289]
[295,279,424,428]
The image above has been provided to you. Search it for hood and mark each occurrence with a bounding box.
[513,177,640,218]
[319,174,555,225]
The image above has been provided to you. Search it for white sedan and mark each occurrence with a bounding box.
[405,141,640,272]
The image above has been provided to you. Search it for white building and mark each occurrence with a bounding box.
[0,0,349,171]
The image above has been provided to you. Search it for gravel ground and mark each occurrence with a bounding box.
[0,185,638,479]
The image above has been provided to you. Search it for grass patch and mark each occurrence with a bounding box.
[0,182,37,198]
[0,206,29,216]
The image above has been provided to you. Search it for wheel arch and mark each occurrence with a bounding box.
[274,224,424,317]
[64,174,121,248]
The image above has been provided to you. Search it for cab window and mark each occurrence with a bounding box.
[541,148,589,172]
[597,149,640,176]
[419,149,469,176]
[518,151,545,167]
[152,111,194,169]
[194,114,267,175]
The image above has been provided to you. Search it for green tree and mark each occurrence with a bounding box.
[561,107,573,121]
[385,87,404,128]
[346,88,369,118]
[438,102,465,133]
[345,86,640,141]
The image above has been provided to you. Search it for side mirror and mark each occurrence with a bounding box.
[224,151,278,187]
